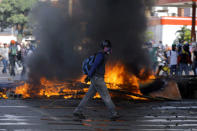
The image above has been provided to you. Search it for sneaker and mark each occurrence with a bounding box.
[73,112,86,119]
[110,112,121,120]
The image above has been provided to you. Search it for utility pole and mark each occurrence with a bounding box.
[69,0,73,17]
[191,0,197,42]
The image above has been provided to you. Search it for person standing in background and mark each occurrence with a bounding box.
[9,40,18,76]
[167,44,178,76]
[1,43,9,74]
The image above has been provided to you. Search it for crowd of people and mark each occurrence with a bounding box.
[148,40,197,76]
[0,40,35,78]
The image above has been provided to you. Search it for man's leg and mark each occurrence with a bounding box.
[184,64,189,75]
[195,68,197,75]
[10,57,15,76]
[1,59,6,73]
[170,65,173,76]
[91,76,116,114]
[195,62,197,76]
[13,56,16,76]
[179,64,183,76]
[171,65,177,76]
[175,65,178,75]
[21,59,26,77]
[74,83,96,114]
[177,65,181,76]
[4,59,7,73]
[182,64,186,75]
[156,66,162,76]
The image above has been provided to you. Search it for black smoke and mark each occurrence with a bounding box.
[27,0,154,85]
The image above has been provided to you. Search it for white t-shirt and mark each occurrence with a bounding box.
[167,50,178,66]
[0,47,9,60]
[17,45,21,51]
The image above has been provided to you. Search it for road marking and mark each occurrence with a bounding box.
[0,122,39,125]
[0,106,28,108]
[154,106,197,110]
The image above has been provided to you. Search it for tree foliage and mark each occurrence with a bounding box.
[0,0,38,36]
[176,26,191,43]
[145,31,154,42]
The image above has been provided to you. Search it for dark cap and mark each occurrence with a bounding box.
[100,40,112,49]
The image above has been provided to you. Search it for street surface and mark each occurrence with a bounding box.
[0,66,196,130]
[1,99,197,130]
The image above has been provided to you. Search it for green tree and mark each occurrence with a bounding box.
[0,0,12,31]
[176,26,191,43]
[145,31,154,42]
[0,0,38,41]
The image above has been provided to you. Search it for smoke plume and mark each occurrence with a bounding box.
[27,0,154,86]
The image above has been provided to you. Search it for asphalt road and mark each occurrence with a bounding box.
[0,99,197,131]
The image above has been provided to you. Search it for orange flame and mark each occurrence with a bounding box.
[0,92,8,99]
[15,83,30,98]
[14,62,155,100]
[105,63,154,99]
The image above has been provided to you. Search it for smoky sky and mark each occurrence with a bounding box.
[27,0,154,83]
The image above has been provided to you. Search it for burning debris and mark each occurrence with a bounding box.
[141,79,182,100]
[0,82,25,99]
[12,63,182,101]
[0,63,182,101]
[6,91,22,99]
[149,80,181,100]
[14,63,155,100]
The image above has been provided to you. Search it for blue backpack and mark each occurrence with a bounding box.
[82,54,97,75]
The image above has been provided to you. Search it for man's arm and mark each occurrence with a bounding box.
[8,47,11,53]
[88,53,104,78]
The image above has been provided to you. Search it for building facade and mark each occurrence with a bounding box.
[148,0,197,46]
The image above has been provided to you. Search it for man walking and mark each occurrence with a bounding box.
[9,40,18,76]
[73,40,120,119]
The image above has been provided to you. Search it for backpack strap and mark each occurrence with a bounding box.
[93,51,103,62]
[92,53,97,63]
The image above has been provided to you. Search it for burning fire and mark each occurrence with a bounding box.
[14,63,155,100]
[105,63,154,99]
[15,78,80,99]
[0,92,8,99]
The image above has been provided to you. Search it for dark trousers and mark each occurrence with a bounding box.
[170,65,177,76]
[180,63,189,75]
[21,58,26,77]
[9,55,16,76]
